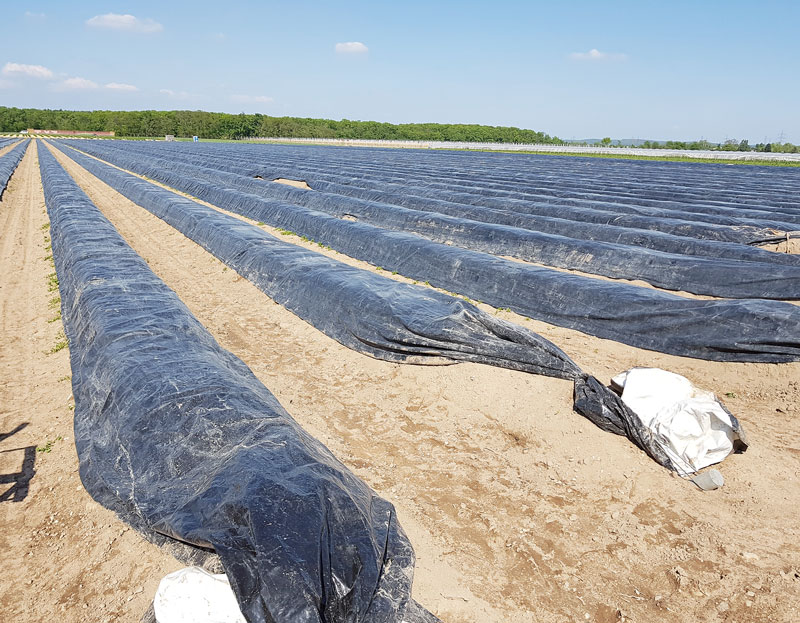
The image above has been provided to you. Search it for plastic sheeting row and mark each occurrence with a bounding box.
[64,140,800,265]
[46,141,682,470]
[56,142,800,363]
[0,139,28,200]
[81,140,800,243]
[38,144,437,623]
[54,141,800,300]
[86,139,800,214]
[222,144,800,211]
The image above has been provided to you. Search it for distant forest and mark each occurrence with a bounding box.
[0,107,562,143]
[2,107,796,152]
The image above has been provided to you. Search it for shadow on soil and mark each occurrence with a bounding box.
[0,423,36,503]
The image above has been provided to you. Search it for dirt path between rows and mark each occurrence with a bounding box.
[0,142,181,623]
[8,140,800,622]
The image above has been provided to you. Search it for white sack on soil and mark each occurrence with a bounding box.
[154,567,246,623]
[611,368,743,477]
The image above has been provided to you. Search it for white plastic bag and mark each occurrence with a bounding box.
[611,368,739,476]
[154,567,246,623]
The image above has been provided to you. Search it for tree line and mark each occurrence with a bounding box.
[0,107,562,143]
[2,107,795,152]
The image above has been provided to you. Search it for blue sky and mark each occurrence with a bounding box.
[1,1,798,142]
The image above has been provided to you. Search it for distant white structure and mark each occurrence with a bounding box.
[165,135,175,142]
[249,137,800,162]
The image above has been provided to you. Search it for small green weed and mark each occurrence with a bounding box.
[47,272,59,292]
[724,392,737,399]
[40,222,50,230]
[49,331,68,354]
[37,436,63,453]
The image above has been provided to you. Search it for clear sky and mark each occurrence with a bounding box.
[1,1,798,143]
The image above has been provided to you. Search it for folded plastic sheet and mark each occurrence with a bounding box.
[56,142,800,363]
[53,144,800,299]
[45,142,677,471]
[611,368,748,477]
[38,145,438,623]
[0,139,29,200]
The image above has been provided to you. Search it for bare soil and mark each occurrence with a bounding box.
[1,140,798,623]
[273,177,312,190]
[759,237,800,255]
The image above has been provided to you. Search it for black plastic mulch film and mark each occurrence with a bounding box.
[38,138,770,620]
[39,144,437,623]
[67,138,800,240]
[46,140,672,457]
[45,143,800,300]
[0,139,29,200]
[57,140,800,363]
[43,139,693,622]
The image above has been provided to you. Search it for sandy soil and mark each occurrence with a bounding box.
[2,139,798,622]
[273,177,312,190]
[759,237,800,254]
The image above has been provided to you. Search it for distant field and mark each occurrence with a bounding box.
[245,137,800,165]
[4,133,798,166]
